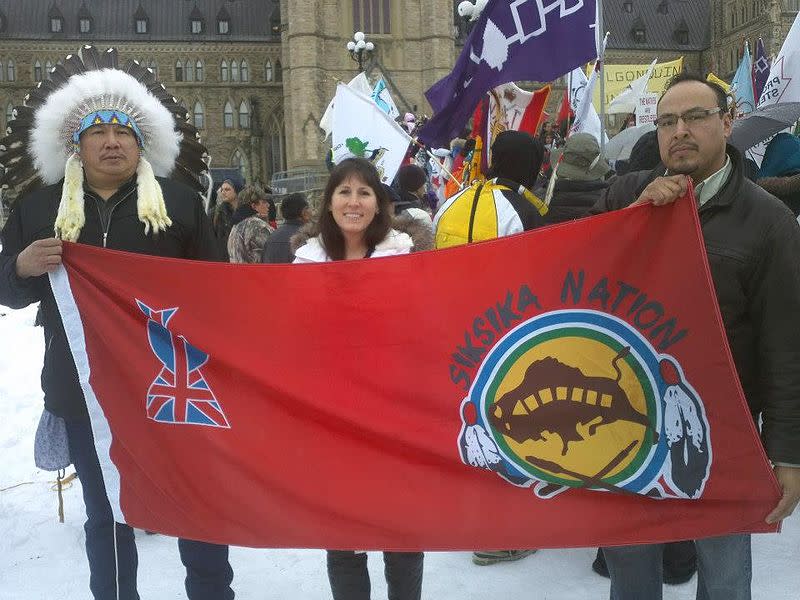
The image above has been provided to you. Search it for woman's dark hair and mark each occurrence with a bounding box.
[318,158,393,261]
[266,197,277,221]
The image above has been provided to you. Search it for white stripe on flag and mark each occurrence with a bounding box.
[50,265,125,524]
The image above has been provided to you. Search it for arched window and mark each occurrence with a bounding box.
[45,60,53,76]
[6,103,15,126]
[267,113,286,177]
[231,60,239,82]
[275,60,282,82]
[196,60,204,82]
[220,60,229,82]
[238,100,250,128]
[265,59,273,82]
[175,60,183,82]
[232,149,248,179]
[185,60,194,82]
[7,59,15,82]
[34,60,43,82]
[240,60,249,82]
[148,60,157,77]
[193,102,204,129]
[223,101,234,128]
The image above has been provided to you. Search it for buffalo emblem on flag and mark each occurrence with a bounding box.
[458,310,711,500]
[137,299,230,428]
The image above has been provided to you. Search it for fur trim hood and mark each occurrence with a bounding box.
[290,213,434,256]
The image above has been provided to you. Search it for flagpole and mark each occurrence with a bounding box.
[400,128,462,190]
[598,0,607,153]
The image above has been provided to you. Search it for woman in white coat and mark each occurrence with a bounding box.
[293,157,426,600]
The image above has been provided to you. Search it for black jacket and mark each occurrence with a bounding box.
[211,201,235,260]
[593,146,800,464]
[0,177,219,419]
[261,218,305,264]
[544,178,609,225]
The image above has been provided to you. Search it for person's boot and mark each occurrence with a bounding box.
[471,550,537,566]
[663,541,696,585]
[591,548,609,577]
[592,543,696,584]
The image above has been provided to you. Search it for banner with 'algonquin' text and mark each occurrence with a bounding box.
[50,194,780,550]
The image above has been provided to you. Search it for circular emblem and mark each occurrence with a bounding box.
[465,310,673,496]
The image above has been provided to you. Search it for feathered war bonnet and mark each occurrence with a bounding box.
[0,46,209,241]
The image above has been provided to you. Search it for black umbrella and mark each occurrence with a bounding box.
[729,102,800,151]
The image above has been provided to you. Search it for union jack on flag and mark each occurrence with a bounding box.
[137,299,230,428]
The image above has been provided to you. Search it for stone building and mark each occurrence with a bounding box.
[603,0,800,79]
[603,0,711,73]
[0,0,455,185]
[1,0,800,189]
[0,0,286,186]
[278,0,456,169]
[710,0,800,78]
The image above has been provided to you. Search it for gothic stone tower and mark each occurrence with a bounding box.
[279,0,456,170]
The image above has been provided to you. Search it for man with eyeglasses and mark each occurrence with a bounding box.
[593,72,800,599]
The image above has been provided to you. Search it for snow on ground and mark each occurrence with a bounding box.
[1,305,798,599]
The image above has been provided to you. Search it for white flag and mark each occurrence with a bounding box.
[319,73,373,139]
[607,59,657,115]
[331,84,411,184]
[371,78,400,120]
[569,64,605,143]
[750,11,800,163]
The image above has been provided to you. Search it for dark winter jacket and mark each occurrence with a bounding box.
[543,178,609,225]
[392,190,425,216]
[261,218,305,264]
[593,145,800,464]
[0,177,219,420]
[211,201,235,260]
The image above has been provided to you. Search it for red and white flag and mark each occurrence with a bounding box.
[51,192,779,549]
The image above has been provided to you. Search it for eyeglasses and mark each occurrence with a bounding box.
[654,107,722,130]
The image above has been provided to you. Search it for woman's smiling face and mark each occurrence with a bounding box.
[329,174,379,238]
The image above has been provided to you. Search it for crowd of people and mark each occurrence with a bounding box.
[1,50,798,600]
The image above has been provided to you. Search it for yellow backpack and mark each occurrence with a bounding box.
[435,178,547,249]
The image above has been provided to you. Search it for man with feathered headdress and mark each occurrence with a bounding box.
[0,47,234,600]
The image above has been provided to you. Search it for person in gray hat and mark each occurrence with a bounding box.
[540,132,612,225]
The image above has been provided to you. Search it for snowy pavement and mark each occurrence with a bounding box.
[1,305,798,599]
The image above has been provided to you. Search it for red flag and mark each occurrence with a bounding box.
[517,85,551,136]
[556,87,573,127]
[51,190,780,550]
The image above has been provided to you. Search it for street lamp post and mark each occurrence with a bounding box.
[346,31,375,72]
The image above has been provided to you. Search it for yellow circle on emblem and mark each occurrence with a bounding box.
[489,335,654,486]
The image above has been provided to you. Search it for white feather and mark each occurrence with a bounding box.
[464,424,501,468]
[54,153,85,242]
[663,386,683,445]
[136,156,172,235]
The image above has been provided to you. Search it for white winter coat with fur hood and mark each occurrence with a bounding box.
[291,214,434,263]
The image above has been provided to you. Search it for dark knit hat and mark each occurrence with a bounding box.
[487,130,545,189]
[397,164,427,192]
[626,131,661,172]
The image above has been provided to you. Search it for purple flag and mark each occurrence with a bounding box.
[753,37,771,103]
[419,0,597,146]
